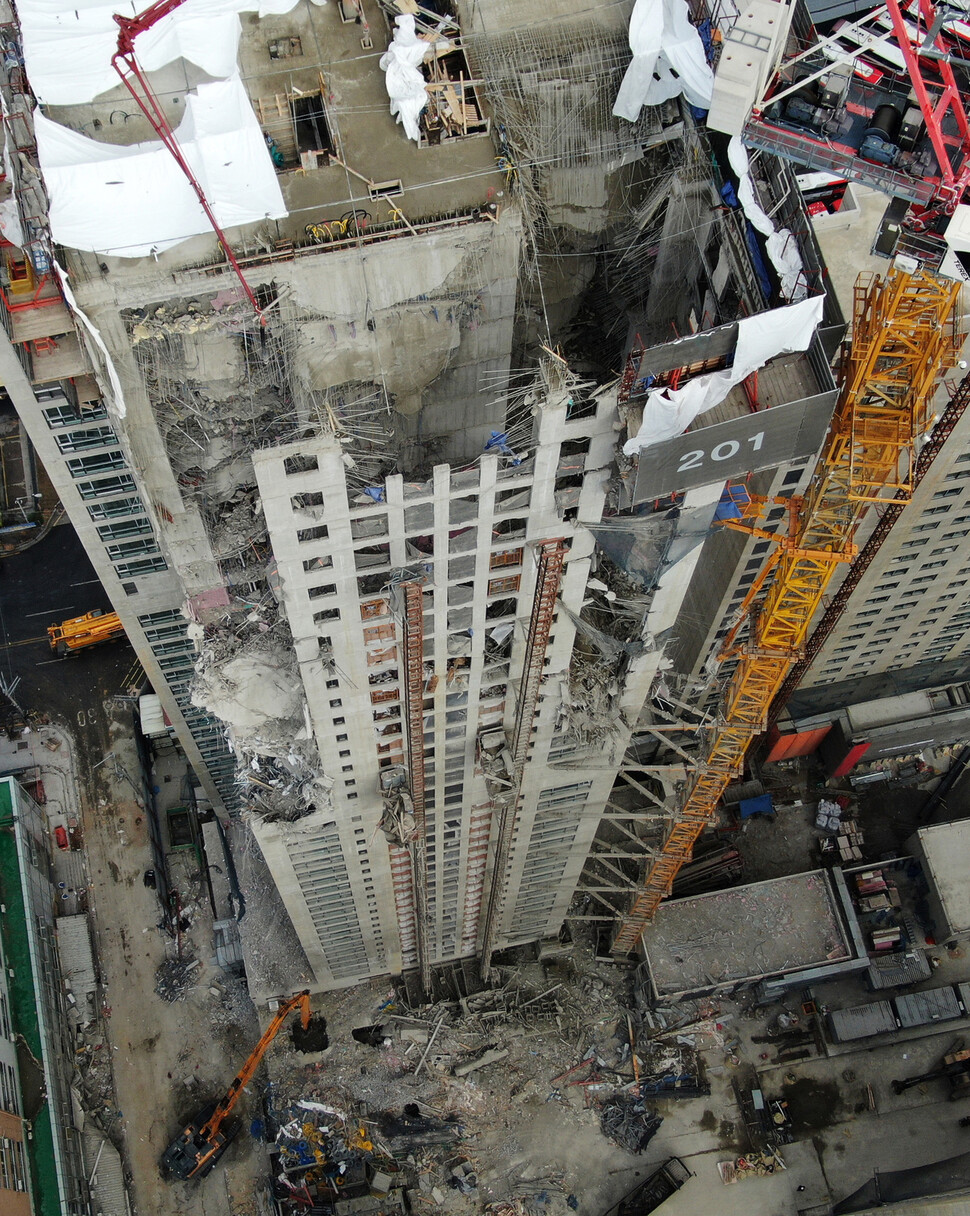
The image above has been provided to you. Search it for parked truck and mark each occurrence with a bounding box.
[47,609,125,655]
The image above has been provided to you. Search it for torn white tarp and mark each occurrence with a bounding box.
[613,0,714,121]
[55,262,128,415]
[0,105,24,248]
[379,14,429,142]
[728,136,807,302]
[37,75,286,258]
[623,294,825,455]
[17,0,302,106]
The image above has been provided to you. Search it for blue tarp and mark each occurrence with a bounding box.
[739,794,774,819]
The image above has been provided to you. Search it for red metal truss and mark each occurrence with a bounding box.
[885,0,970,211]
[111,1,265,321]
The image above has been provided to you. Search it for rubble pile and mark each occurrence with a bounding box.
[191,632,334,823]
[259,956,715,1216]
[154,955,201,1002]
[598,1095,662,1153]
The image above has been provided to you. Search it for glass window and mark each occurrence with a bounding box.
[44,399,106,427]
[97,517,152,541]
[55,424,117,452]
[87,494,144,520]
[76,473,136,499]
[106,538,160,560]
[67,451,127,477]
[115,556,167,576]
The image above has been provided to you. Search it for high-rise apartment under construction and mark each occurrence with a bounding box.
[1,0,969,994]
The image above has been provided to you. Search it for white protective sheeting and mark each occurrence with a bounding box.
[55,263,128,415]
[623,294,825,455]
[18,0,301,106]
[728,136,807,302]
[38,76,286,258]
[379,15,429,142]
[613,0,714,121]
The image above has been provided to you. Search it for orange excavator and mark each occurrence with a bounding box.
[160,990,317,1180]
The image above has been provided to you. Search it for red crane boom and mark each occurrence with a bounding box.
[111,0,265,321]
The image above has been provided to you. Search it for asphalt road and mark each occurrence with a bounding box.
[0,521,140,735]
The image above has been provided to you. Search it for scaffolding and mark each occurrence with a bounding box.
[611,268,961,953]
[480,537,567,979]
[400,578,431,994]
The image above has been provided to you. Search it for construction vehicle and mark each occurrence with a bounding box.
[47,609,126,655]
[160,989,316,1180]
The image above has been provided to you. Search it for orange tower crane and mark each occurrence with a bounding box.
[611,268,961,954]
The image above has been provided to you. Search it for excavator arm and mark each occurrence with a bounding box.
[198,990,311,1142]
[160,989,312,1180]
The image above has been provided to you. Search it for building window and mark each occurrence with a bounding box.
[488,574,521,595]
[55,424,117,452]
[329,698,342,708]
[106,538,160,560]
[292,491,325,508]
[115,557,167,576]
[67,451,127,477]
[314,607,340,623]
[43,399,107,427]
[308,584,337,599]
[363,623,395,643]
[97,517,152,541]
[298,524,329,543]
[303,555,332,572]
[139,608,182,627]
[76,473,136,499]
[87,494,144,520]
[122,581,139,595]
[284,454,318,474]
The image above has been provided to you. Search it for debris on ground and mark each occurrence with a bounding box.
[154,955,200,1002]
[598,1096,663,1154]
[261,957,674,1216]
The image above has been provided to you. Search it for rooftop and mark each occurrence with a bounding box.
[911,820,970,936]
[644,868,858,998]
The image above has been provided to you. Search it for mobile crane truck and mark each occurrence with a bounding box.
[47,609,125,656]
[160,989,324,1180]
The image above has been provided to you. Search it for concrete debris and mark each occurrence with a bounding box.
[154,955,201,1002]
[453,1047,509,1078]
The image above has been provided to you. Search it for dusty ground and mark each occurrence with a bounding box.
[61,700,267,1216]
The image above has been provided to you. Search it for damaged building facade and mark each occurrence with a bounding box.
[0,0,915,993]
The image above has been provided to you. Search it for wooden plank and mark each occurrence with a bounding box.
[30,333,89,383]
[10,302,73,344]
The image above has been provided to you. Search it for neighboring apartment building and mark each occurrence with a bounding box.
[0,0,881,992]
[0,777,91,1215]
[803,404,970,685]
[0,929,30,1216]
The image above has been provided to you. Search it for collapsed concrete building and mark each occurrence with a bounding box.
[2,0,970,997]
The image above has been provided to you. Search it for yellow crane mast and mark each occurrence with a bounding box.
[611,269,961,955]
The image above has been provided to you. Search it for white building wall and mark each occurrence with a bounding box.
[251,377,626,987]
